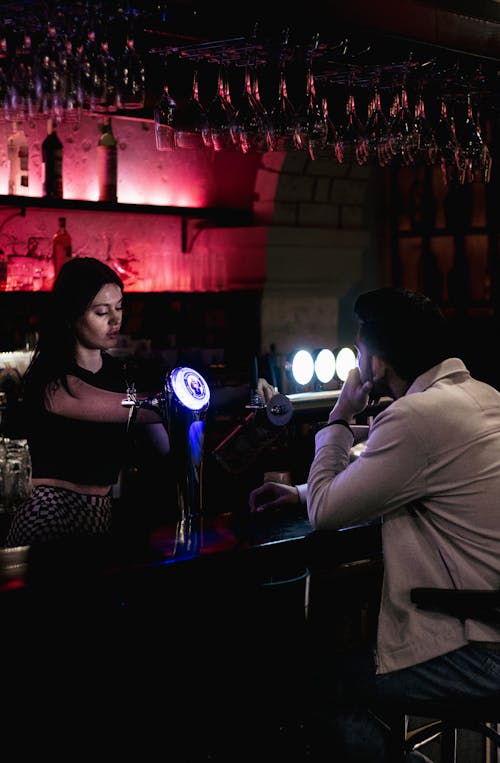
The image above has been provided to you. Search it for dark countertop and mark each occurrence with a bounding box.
[0,504,382,622]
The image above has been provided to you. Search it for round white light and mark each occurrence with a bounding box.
[314,349,336,384]
[170,367,210,411]
[336,347,357,382]
[291,350,314,386]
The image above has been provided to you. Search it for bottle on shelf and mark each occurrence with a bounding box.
[0,248,8,290]
[97,116,117,202]
[42,117,63,198]
[52,217,72,276]
[7,121,29,195]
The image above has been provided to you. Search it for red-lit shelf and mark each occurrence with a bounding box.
[0,194,253,225]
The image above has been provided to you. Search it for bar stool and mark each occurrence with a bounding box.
[385,585,500,763]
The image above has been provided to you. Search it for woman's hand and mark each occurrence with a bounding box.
[257,377,278,403]
[249,481,300,513]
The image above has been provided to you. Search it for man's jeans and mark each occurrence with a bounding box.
[306,644,500,761]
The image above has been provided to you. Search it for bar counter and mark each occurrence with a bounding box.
[0,505,383,761]
[0,503,382,623]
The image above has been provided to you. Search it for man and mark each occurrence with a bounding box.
[250,287,500,761]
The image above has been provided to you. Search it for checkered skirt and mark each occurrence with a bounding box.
[4,485,112,547]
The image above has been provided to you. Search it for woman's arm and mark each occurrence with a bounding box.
[45,374,162,424]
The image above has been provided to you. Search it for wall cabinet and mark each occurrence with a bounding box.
[389,156,500,388]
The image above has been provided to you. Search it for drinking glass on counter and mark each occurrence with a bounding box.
[0,438,32,512]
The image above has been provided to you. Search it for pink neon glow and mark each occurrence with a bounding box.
[0,116,267,292]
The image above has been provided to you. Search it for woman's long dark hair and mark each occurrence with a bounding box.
[23,257,123,409]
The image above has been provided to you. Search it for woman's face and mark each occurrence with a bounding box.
[75,283,123,351]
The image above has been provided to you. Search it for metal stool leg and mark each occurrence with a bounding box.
[439,725,457,763]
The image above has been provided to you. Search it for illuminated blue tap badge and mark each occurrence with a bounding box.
[170,366,210,411]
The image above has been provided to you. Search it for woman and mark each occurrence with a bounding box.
[4,256,169,547]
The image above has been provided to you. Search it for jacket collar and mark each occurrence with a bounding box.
[406,358,470,395]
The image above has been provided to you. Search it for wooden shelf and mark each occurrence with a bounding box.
[0,194,253,225]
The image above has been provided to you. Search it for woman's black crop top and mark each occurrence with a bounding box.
[27,354,131,486]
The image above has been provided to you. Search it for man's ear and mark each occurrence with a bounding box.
[371,354,387,382]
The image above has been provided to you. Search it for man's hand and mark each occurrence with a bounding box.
[329,367,373,422]
[249,482,300,513]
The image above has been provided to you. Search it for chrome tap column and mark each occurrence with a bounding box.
[165,366,210,521]
[122,366,210,524]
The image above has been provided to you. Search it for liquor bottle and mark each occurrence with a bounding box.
[42,118,63,198]
[52,217,72,276]
[97,117,117,202]
[7,121,29,195]
[0,247,7,290]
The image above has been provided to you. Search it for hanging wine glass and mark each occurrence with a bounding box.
[322,96,343,163]
[434,99,460,184]
[93,40,117,113]
[293,66,328,160]
[74,40,92,111]
[154,77,177,151]
[456,94,492,184]
[116,36,145,111]
[251,67,273,150]
[205,62,236,151]
[413,93,437,165]
[268,29,298,152]
[388,85,419,166]
[365,86,390,166]
[60,38,82,124]
[231,66,270,154]
[8,35,38,122]
[38,57,64,121]
[342,91,368,165]
[171,68,209,149]
[269,66,297,151]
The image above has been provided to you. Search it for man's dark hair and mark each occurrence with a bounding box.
[354,287,453,381]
